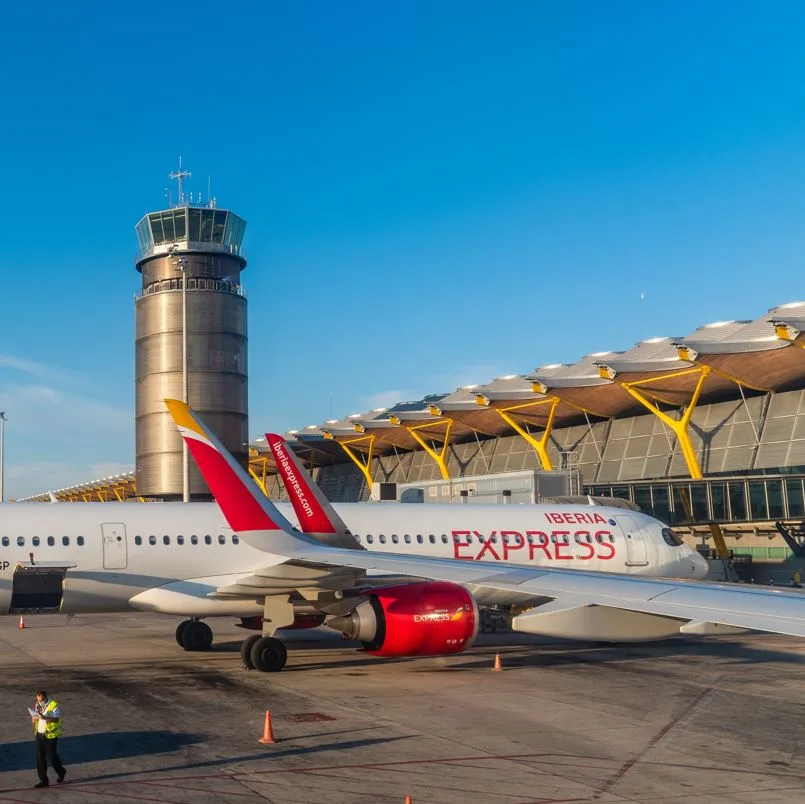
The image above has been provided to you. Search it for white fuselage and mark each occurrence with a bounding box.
[0,501,707,618]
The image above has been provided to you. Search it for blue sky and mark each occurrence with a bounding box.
[2,1,805,496]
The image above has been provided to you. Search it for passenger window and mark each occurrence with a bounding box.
[595,534,603,543]
[77,536,85,547]
[442,535,448,544]
[17,537,24,546]
[163,536,170,545]
[550,535,556,543]
[453,535,462,543]
[1,536,8,547]
[62,537,69,546]
[191,535,198,545]
[149,536,157,546]
[379,535,386,544]
[232,535,239,544]
[416,535,423,544]
[47,537,55,547]
[177,535,184,545]
[205,535,212,545]
[491,536,498,544]
[32,536,40,547]
[366,535,374,544]
[391,535,399,543]
[404,534,411,544]
[429,535,435,544]
[609,534,615,543]
[218,535,226,545]
[135,536,142,546]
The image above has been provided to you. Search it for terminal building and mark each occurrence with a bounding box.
[244,301,805,572]
[19,268,805,574]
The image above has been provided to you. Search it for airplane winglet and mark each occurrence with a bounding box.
[265,433,362,550]
[164,399,311,555]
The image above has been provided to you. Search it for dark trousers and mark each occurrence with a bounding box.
[35,734,65,783]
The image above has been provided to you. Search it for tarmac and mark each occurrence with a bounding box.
[2,613,805,803]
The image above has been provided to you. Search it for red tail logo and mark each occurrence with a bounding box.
[266,434,337,534]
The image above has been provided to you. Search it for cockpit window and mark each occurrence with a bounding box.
[662,527,684,546]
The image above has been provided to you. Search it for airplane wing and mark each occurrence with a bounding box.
[165,399,805,640]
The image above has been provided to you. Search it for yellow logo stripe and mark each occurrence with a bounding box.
[164,399,207,439]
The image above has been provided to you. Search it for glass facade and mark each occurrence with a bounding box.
[135,207,246,254]
[589,474,805,526]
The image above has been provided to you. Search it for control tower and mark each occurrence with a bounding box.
[134,167,248,500]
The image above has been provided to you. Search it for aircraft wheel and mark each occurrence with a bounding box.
[250,636,288,672]
[241,634,261,669]
[182,621,213,652]
[175,619,193,647]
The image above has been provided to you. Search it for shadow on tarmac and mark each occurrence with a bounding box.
[441,636,805,671]
[0,734,414,791]
[0,730,205,773]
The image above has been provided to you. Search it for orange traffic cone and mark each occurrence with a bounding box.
[18,616,24,629]
[493,652,502,671]
[258,710,276,744]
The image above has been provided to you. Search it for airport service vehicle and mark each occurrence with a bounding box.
[168,399,805,672]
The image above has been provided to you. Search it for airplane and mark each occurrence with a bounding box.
[0,438,710,661]
[167,398,805,673]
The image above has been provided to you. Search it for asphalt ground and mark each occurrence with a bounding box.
[1,613,805,803]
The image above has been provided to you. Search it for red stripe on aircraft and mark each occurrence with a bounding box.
[265,434,336,534]
[184,438,281,533]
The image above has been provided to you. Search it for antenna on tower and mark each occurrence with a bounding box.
[207,176,211,208]
[169,156,191,206]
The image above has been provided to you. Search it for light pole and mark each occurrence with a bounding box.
[172,250,190,503]
[0,411,5,502]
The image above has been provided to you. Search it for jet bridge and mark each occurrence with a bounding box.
[9,561,76,614]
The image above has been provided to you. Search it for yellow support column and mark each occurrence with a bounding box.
[610,366,710,479]
[493,397,559,471]
[406,421,453,481]
[248,464,269,497]
[329,434,375,488]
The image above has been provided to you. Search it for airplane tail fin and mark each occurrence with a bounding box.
[164,399,311,556]
[264,433,361,549]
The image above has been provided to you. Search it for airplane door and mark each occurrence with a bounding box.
[615,515,649,566]
[102,523,127,570]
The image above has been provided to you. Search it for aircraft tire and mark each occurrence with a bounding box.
[241,634,261,669]
[182,621,214,652]
[250,636,288,672]
[175,619,192,647]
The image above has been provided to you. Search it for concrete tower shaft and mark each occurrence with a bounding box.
[134,204,248,500]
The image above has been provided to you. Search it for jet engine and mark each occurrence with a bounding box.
[326,582,479,657]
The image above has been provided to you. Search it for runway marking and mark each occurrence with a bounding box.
[598,684,715,796]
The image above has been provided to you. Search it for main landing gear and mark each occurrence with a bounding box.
[241,635,288,672]
[240,595,294,672]
[176,619,213,651]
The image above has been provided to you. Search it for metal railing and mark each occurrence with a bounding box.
[135,277,247,300]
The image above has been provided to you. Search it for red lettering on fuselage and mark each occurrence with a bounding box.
[476,532,501,561]
[449,528,618,562]
[596,531,616,560]
[553,531,573,560]
[501,530,525,559]
[452,530,473,560]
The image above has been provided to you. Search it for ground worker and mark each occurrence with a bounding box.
[31,690,66,788]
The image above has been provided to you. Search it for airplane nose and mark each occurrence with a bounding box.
[689,550,709,579]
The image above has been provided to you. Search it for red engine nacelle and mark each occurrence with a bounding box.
[328,582,479,657]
